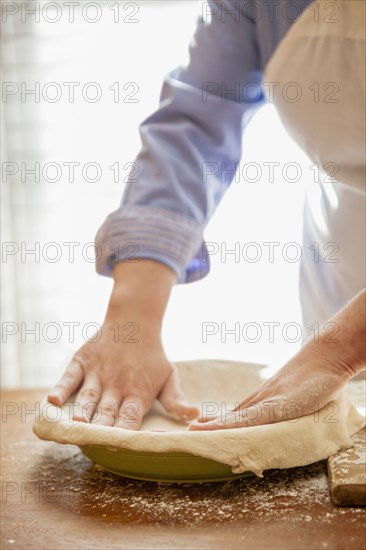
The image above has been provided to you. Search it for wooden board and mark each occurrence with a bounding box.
[328,428,366,506]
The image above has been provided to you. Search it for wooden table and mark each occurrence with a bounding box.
[1,390,365,550]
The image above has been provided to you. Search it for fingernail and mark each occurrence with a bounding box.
[47,392,62,405]
[169,410,189,422]
[188,423,201,431]
[72,416,88,423]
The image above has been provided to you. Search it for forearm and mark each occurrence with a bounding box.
[302,289,366,378]
[95,2,265,286]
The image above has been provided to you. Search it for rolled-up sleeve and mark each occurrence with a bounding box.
[95,0,265,283]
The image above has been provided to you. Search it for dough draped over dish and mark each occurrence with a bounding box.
[33,360,365,477]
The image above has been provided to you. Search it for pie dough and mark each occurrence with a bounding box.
[33,360,365,477]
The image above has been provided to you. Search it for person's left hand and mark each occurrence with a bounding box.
[188,354,347,430]
[189,290,365,431]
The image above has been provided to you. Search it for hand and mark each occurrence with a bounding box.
[47,260,199,429]
[48,324,198,429]
[189,355,348,430]
[189,290,365,431]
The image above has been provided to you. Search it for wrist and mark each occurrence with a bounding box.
[105,258,176,331]
[300,338,363,380]
[300,290,366,379]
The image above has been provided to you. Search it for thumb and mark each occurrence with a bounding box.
[159,368,199,422]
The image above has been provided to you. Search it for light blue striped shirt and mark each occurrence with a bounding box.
[95,0,313,283]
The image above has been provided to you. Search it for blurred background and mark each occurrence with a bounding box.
[1,1,311,388]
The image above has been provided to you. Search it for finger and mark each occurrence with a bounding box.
[231,390,263,412]
[192,414,219,424]
[189,403,269,431]
[114,395,148,430]
[72,374,102,422]
[47,359,84,406]
[189,416,245,431]
[150,428,185,432]
[159,369,199,422]
[92,391,122,426]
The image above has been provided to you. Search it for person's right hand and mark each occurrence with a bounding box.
[47,260,199,429]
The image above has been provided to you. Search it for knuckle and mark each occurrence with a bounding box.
[74,351,93,369]
[126,394,146,409]
[55,379,75,392]
[53,383,67,393]
[79,388,98,401]
[63,371,79,385]
[100,401,119,417]
[119,403,141,424]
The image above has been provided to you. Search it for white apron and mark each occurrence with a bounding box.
[264,0,366,338]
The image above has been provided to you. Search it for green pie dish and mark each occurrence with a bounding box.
[80,444,251,483]
[33,360,267,482]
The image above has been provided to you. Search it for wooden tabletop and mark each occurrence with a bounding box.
[1,390,365,550]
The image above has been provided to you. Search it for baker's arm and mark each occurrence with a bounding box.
[95,0,264,283]
[190,289,366,429]
[48,1,265,426]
